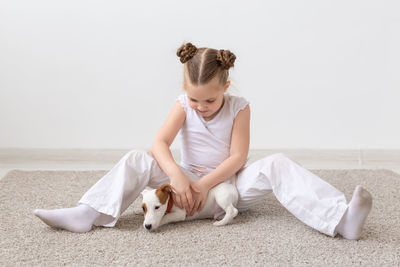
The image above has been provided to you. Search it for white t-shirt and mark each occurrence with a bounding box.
[177,93,249,175]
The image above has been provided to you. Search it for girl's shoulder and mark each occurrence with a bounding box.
[225,94,249,118]
[176,93,188,112]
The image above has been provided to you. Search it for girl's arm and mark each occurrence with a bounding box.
[151,101,197,213]
[191,105,250,214]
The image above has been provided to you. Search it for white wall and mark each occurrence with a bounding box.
[0,0,399,150]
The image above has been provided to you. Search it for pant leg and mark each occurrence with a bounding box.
[236,153,348,237]
[78,150,171,227]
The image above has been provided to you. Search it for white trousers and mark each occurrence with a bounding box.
[78,150,348,237]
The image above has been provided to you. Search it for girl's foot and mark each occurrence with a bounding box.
[335,185,373,240]
[34,204,100,233]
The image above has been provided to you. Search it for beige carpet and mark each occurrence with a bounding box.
[0,169,399,266]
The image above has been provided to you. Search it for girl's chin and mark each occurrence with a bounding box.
[199,111,217,120]
[198,111,209,116]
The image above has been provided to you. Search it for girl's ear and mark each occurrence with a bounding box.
[224,80,231,92]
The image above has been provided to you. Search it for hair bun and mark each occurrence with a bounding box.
[216,49,236,70]
[176,42,198,63]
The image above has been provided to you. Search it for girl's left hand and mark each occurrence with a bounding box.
[188,181,210,216]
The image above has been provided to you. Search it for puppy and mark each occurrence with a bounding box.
[140,182,239,231]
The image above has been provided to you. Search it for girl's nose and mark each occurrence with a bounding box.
[197,105,207,111]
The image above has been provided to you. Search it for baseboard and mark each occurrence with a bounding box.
[0,148,399,164]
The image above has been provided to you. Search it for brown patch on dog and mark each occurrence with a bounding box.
[141,203,147,215]
[155,184,172,204]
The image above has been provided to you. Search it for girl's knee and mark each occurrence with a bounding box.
[261,152,290,165]
[125,149,149,159]
[270,152,288,159]
[123,149,154,166]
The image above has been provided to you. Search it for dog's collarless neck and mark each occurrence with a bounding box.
[165,193,174,214]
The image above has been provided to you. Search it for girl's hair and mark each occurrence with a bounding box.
[176,42,236,89]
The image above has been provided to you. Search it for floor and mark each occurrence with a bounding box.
[1,149,399,180]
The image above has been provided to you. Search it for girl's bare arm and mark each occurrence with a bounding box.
[151,101,195,213]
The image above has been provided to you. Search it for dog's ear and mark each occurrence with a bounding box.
[156,184,172,204]
[160,184,172,193]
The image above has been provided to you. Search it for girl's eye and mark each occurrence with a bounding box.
[190,99,197,102]
[207,100,215,103]
[155,206,160,210]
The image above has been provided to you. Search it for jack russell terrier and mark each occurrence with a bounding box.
[140,182,239,231]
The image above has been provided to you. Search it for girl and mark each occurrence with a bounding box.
[34,42,373,240]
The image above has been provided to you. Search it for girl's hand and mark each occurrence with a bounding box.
[188,181,210,216]
[170,175,196,214]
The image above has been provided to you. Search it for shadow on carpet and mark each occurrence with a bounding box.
[0,169,399,266]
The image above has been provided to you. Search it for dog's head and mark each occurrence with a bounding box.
[141,184,173,231]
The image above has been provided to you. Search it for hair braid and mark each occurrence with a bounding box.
[216,49,236,70]
[176,42,198,63]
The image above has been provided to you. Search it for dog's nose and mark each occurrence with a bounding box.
[145,224,152,230]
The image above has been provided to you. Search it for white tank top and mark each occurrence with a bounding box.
[177,93,249,175]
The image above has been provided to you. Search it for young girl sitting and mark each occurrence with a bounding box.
[34,42,373,240]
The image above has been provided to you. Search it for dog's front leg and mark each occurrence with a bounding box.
[160,211,186,227]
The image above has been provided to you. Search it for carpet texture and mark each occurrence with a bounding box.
[1,169,399,266]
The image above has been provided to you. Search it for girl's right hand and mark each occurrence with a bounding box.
[170,175,196,214]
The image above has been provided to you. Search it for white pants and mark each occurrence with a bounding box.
[78,150,348,237]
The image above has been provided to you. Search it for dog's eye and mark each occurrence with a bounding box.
[155,206,160,210]
[142,206,146,211]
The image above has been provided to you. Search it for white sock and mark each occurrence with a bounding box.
[335,185,373,240]
[34,204,100,233]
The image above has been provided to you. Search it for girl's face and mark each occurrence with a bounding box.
[185,77,230,121]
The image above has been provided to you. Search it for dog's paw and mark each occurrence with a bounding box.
[213,220,226,227]
[232,207,239,218]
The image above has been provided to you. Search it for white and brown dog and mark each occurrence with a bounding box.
[140,182,239,231]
